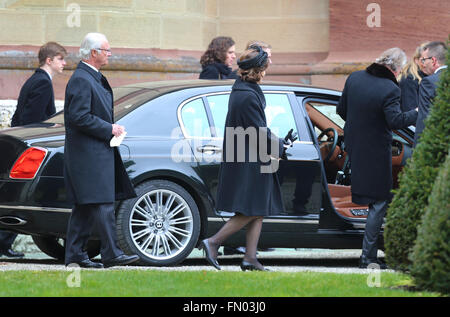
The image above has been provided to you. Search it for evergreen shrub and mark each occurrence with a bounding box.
[384,46,450,271]
[410,150,450,294]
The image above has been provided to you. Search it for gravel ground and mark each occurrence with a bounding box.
[0,248,392,274]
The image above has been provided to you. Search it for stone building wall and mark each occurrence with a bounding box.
[0,0,329,51]
[0,0,449,129]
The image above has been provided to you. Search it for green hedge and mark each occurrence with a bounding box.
[384,47,450,271]
[410,150,450,294]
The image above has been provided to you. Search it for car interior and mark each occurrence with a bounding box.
[304,100,413,219]
[178,89,414,221]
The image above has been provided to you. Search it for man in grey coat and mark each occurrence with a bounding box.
[64,33,138,268]
[414,41,448,146]
[337,48,418,269]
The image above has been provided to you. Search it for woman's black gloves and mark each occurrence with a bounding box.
[283,128,298,147]
[281,129,298,159]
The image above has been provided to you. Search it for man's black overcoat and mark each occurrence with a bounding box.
[11,68,55,127]
[63,62,136,205]
[337,63,418,205]
[215,78,284,216]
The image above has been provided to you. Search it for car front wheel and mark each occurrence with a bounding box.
[116,179,201,266]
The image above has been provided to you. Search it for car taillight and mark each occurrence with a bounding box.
[9,147,47,179]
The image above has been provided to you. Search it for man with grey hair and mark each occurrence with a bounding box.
[64,33,139,268]
[337,47,418,269]
[414,41,448,146]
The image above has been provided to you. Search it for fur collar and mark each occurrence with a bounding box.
[366,63,398,86]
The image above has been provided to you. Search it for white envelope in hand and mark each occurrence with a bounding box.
[110,131,127,147]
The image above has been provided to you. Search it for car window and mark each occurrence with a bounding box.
[180,98,212,138]
[207,94,229,138]
[264,93,298,139]
[113,88,160,120]
[207,92,298,139]
[308,102,344,129]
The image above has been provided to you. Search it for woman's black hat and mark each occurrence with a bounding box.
[237,45,268,70]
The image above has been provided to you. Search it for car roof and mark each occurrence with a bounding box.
[116,79,341,96]
[111,79,342,121]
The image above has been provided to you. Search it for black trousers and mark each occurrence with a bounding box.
[361,200,388,261]
[65,203,123,265]
[0,230,17,251]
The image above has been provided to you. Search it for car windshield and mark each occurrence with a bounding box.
[42,86,160,125]
[308,102,345,129]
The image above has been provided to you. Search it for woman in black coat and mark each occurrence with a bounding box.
[200,45,286,271]
[199,36,238,80]
[398,42,429,112]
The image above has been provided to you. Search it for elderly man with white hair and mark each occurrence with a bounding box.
[63,33,139,268]
[336,48,418,269]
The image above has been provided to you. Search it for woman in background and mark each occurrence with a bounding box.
[398,42,429,112]
[199,36,237,80]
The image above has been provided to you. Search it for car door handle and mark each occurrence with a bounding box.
[196,145,222,154]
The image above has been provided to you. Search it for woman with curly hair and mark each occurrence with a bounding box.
[199,36,237,80]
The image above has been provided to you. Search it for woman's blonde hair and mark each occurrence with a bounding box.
[398,41,429,83]
[237,47,269,83]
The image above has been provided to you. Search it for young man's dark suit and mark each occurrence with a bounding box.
[337,63,418,264]
[63,62,136,265]
[11,68,55,127]
[414,68,446,145]
[1,68,56,257]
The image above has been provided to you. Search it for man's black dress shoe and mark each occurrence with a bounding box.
[0,248,24,258]
[359,257,388,270]
[66,259,104,269]
[200,239,221,270]
[103,254,139,268]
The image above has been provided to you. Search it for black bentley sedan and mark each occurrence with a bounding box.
[0,80,414,266]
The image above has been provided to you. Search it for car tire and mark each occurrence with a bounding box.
[116,179,201,266]
[31,235,101,261]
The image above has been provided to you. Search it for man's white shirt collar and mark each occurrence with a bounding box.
[435,65,448,73]
[82,61,99,72]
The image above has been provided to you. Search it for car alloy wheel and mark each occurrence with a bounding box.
[116,179,200,266]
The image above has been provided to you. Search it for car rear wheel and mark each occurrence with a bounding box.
[116,179,201,266]
[31,235,100,260]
